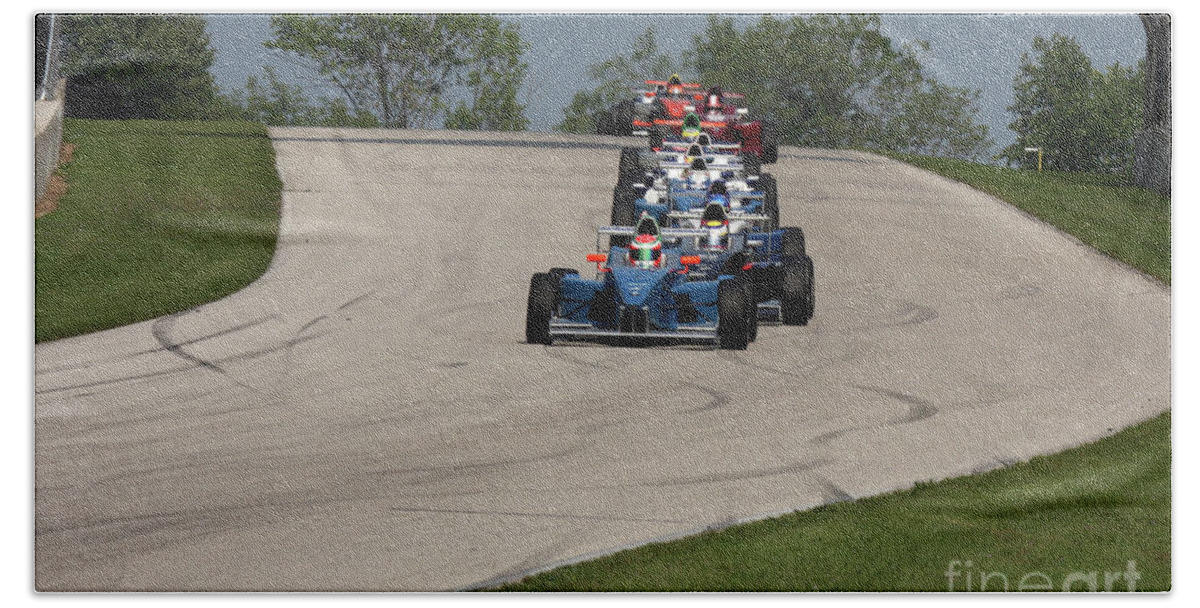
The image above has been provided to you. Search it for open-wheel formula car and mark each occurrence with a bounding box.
[611,148,780,238]
[596,75,780,163]
[673,202,815,326]
[525,214,757,349]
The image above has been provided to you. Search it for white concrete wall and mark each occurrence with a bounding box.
[34,79,66,202]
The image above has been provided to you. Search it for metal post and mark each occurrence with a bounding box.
[39,14,57,101]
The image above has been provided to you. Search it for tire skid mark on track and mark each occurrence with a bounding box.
[388,505,685,525]
[363,440,592,489]
[680,384,732,414]
[852,384,939,426]
[632,457,833,489]
[151,313,232,376]
[336,290,376,311]
[36,332,328,396]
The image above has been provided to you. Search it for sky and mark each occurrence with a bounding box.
[204,12,1146,158]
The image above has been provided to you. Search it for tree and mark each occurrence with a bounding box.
[444,18,529,130]
[690,15,991,159]
[1135,14,1170,194]
[556,28,681,133]
[59,14,218,119]
[267,14,527,130]
[1002,33,1143,173]
[227,66,379,127]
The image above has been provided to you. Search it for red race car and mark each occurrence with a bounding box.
[598,76,781,164]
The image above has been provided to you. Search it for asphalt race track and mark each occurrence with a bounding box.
[34,128,1170,591]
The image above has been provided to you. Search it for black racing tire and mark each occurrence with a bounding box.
[649,125,667,150]
[744,280,759,342]
[595,109,613,136]
[759,173,779,230]
[741,152,762,178]
[781,226,806,257]
[549,268,579,281]
[761,120,780,163]
[526,272,557,344]
[780,255,815,326]
[615,100,635,136]
[717,278,750,350]
[609,186,637,248]
[618,146,642,186]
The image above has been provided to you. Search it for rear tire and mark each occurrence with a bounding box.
[761,120,779,163]
[615,100,635,136]
[759,173,779,230]
[780,255,814,326]
[781,226,806,257]
[717,278,750,350]
[649,126,667,150]
[741,153,762,178]
[618,146,642,186]
[609,186,636,248]
[526,272,557,344]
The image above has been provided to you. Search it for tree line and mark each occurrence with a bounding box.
[55,14,529,131]
[54,13,1156,175]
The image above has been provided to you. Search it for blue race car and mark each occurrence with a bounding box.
[675,202,815,326]
[613,151,779,239]
[525,214,757,349]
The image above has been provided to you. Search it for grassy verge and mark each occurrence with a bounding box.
[500,412,1170,592]
[35,119,282,343]
[498,156,1171,592]
[881,153,1171,284]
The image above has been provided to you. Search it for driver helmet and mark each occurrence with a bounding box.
[695,132,713,147]
[706,86,724,111]
[700,203,730,250]
[667,73,684,95]
[681,112,702,139]
[628,233,663,269]
[706,181,729,208]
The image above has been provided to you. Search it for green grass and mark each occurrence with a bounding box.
[35,119,282,343]
[882,153,1171,284]
[499,413,1170,592]
[498,156,1171,593]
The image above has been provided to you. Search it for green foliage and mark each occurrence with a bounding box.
[556,28,682,133]
[266,14,527,130]
[444,18,529,131]
[35,120,282,342]
[59,14,218,120]
[1002,34,1144,173]
[690,15,991,159]
[225,66,380,127]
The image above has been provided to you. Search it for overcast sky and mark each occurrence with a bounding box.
[204,13,1146,157]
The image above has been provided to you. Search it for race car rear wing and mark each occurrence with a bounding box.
[597,225,711,240]
[666,211,772,224]
[644,80,703,88]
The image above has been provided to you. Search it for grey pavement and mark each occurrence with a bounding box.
[34,128,1170,591]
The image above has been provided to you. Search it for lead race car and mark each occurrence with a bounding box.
[525,214,757,349]
[597,75,781,163]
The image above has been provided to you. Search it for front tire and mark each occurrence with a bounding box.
[525,272,557,344]
[780,255,814,326]
[717,278,750,350]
